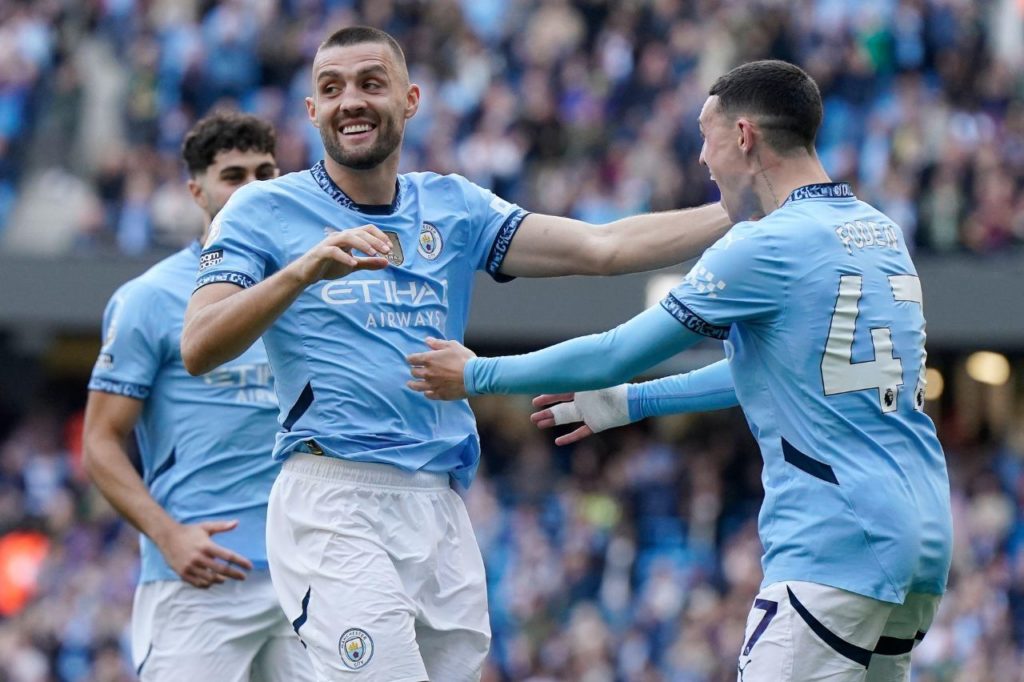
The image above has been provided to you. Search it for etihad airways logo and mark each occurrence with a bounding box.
[320,278,449,306]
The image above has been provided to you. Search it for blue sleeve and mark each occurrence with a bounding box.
[455,175,529,282]
[663,223,788,337]
[195,183,285,291]
[626,359,738,421]
[87,285,163,400]
[466,305,703,395]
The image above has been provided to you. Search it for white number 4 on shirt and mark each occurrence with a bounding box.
[821,274,926,413]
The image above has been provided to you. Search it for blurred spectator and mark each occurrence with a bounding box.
[2,0,1024,255]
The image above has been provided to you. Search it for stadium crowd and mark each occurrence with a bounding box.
[0,392,1022,681]
[1,0,1024,255]
[2,0,1024,680]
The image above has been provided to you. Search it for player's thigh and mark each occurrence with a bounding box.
[132,579,267,682]
[737,581,894,682]
[266,473,428,681]
[865,592,941,682]
[251,634,316,682]
[414,489,490,682]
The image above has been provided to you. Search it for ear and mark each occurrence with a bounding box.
[187,178,205,206]
[404,83,420,120]
[305,96,318,127]
[736,117,758,154]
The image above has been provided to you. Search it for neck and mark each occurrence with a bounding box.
[198,219,212,247]
[752,151,832,216]
[323,153,400,205]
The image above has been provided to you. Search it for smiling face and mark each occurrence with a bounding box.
[306,42,419,171]
[698,95,761,222]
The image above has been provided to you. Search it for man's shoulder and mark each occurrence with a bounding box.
[401,170,483,201]
[118,248,195,305]
[226,170,316,208]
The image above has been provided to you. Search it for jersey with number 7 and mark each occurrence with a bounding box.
[665,182,951,604]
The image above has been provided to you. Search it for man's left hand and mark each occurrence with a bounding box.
[407,338,476,400]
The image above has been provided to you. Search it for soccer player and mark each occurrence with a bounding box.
[82,113,314,681]
[408,60,953,682]
[180,26,731,682]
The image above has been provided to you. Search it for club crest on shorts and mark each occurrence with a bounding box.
[418,222,443,260]
[338,628,373,669]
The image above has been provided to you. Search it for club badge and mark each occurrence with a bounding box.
[338,628,373,669]
[417,222,443,260]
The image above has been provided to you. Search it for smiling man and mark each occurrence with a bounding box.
[180,25,732,682]
[409,61,953,682]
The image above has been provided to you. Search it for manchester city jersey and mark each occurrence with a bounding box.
[89,243,280,583]
[195,162,528,487]
[664,183,952,603]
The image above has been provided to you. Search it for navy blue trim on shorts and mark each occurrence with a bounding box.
[292,586,311,648]
[485,209,529,283]
[195,271,257,291]
[787,586,873,668]
[873,631,926,656]
[136,643,153,675]
[283,382,314,432]
[659,294,730,340]
[87,377,151,400]
[781,438,839,485]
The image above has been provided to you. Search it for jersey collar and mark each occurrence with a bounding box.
[310,160,403,215]
[782,182,855,206]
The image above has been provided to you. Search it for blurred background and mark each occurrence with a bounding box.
[0,0,1023,680]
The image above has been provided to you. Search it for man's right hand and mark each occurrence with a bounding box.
[530,385,632,446]
[156,520,253,588]
[288,225,392,285]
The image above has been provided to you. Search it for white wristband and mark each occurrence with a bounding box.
[548,385,630,433]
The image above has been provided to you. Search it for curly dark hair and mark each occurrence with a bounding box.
[181,111,276,177]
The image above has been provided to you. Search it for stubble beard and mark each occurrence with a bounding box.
[321,115,403,171]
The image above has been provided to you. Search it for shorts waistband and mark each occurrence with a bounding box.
[282,453,451,491]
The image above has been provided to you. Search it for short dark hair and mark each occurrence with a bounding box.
[181,111,276,177]
[709,60,822,154]
[318,25,407,71]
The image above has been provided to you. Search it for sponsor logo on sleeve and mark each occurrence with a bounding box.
[199,249,224,271]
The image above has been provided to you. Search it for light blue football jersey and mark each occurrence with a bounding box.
[195,161,528,487]
[664,182,952,603]
[89,242,281,583]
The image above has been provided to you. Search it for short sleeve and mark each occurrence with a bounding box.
[195,183,284,291]
[663,224,787,338]
[87,286,163,399]
[456,176,529,283]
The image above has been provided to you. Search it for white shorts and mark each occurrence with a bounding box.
[131,570,314,681]
[737,581,941,682]
[266,454,490,682]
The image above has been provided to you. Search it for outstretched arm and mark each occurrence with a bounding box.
[407,305,705,399]
[499,204,730,277]
[531,359,739,444]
